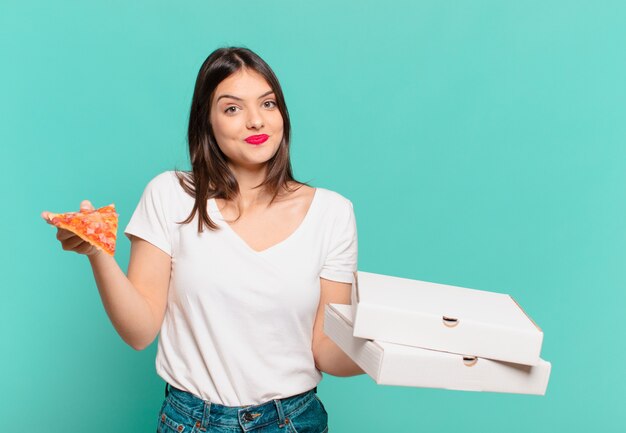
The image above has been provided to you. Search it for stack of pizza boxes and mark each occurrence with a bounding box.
[324,271,551,395]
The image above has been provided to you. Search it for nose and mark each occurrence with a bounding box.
[246,108,264,129]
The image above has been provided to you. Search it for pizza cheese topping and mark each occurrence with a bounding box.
[48,204,119,256]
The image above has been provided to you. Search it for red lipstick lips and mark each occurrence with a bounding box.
[244,134,269,145]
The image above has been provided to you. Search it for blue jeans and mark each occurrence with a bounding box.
[157,383,329,433]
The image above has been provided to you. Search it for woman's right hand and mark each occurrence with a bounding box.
[41,200,103,257]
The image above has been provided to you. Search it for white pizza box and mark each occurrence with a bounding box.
[350,271,544,366]
[326,303,551,395]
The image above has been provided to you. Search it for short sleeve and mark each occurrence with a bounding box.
[124,172,173,256]
[320,200,358,284]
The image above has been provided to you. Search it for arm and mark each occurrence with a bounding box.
[88,236,171,351]
[311,277,365,377]
[43,200,170,351]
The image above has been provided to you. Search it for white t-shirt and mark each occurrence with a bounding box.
[123,171,358,406]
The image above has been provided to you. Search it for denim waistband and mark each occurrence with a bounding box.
[164,383,318,430]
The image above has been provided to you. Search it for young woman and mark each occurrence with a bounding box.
[42,46,364,433]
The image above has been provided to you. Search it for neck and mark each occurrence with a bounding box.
[229,163,272,211]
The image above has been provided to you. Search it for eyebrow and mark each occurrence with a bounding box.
[216,90,275,103]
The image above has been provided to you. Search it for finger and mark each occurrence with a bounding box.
[41,211,55,225]
[75,241,97,256]
[62,236,86,251]
[56,228,77,241]
[80,200,95,211]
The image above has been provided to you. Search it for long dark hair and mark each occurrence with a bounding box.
[174,46,307,233]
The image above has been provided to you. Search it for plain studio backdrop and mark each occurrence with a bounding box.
[2,1,625,431]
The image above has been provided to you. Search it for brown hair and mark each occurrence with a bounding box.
[173,46,308,233]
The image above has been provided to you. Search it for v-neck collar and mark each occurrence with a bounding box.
[209,188,319,254]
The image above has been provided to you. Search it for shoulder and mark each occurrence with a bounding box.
[315,187,353,206]
[144,170,184,191]
[158,170,181,184]
[314,187,355,220]
[136,171,187,206]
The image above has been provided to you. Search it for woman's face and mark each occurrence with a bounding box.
[209,68,284,171]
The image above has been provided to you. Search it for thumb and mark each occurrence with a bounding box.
[80,200,95,211]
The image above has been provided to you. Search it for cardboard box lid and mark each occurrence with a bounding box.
[351,271,544,365]
[326,303,551,396]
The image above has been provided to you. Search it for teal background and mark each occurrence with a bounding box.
[2,0,625,431]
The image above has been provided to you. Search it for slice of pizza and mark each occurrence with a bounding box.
[47,204,119,256]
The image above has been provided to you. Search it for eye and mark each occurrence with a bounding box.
[224,106,239,114]
[263,100,277,109]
